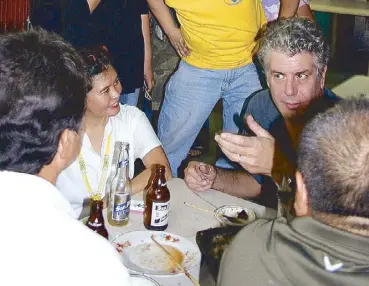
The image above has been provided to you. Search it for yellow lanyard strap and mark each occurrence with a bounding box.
[78,133,112,201]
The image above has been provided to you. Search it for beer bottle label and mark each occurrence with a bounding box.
[87,218,103,228]
[112,193,131,221]
[150,201,170,227]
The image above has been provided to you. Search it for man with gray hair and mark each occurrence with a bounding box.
[184,18,339,208]
[217,99,369,285]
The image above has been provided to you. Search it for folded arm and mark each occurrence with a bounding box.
[184,161,261,199]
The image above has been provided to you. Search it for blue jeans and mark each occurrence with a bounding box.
[119,88,140,106]
[158,61,262,177]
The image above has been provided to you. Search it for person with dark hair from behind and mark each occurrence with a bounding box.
[0,29,132,286]
[218,99,369,285]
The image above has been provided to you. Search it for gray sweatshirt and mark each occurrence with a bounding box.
[218,217,369,286]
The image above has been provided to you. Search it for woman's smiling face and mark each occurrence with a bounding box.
[86,65,122,118]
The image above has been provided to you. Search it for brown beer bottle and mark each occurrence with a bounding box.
[86,200,109,239]
[144,165,170,231]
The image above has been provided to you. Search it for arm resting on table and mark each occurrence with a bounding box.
[212,168,261,199]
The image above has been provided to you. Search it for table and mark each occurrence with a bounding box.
[104,178,276,286]
[310,0,369,74]
[106,178,275,244]
[332,75,369,98]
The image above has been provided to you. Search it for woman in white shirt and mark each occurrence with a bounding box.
[56,46,172,218]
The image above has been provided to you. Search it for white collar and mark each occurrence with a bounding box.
[0,171,76,219]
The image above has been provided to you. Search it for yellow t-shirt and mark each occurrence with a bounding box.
[165,0,266,69]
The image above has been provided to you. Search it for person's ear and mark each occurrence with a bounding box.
[294,171,310,217]
[57,129,70,161]
[56,129,80,168]
[320,66,328,89]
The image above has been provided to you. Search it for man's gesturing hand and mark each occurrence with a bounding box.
[184,161,216,192]
[215,115,275,176]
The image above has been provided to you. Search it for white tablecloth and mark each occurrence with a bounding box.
[105,178,276,243]
[332,75,369,99]
[104,178,275,286]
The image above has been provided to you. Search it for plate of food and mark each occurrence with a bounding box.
[214,205,256,226]
[112,231,201,277]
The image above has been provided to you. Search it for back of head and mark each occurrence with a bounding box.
[298,99,369,219]
[0,29,87,174]
[256,17,330,79]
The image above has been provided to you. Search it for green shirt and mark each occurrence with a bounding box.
[218,217,369,285]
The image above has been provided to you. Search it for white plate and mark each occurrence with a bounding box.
[112,231,201,276]
[214,205,256,226]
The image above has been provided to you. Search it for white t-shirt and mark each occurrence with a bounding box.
[0,171,132,286]
[56,105,161,217]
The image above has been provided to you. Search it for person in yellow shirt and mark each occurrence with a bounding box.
[149,0,269,176]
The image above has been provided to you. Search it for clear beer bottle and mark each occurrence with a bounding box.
[107,142,132,226]
[86,200,109,239]
[144,165,170,231]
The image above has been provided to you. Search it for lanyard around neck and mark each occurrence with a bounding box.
[78,133,112,201]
